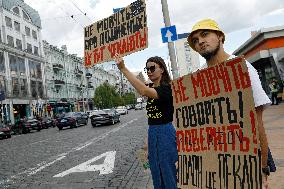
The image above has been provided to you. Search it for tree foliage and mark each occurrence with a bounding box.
[122,92,136,105]
[93,82,122,109]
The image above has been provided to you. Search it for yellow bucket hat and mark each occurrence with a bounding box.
[187,19,225,50]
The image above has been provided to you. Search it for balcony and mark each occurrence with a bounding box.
[53,64,64,70]
[86,73,92,78]
[74,69,83,77]
[54,79,65,86]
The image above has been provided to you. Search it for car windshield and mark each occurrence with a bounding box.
[64,112,74,117]
[116,106,125,109]
[96,110,107,114]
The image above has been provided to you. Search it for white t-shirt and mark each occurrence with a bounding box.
[202,56,271,107]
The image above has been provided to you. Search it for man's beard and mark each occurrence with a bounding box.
[200,42,220,61]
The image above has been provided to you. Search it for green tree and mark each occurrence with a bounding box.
[122,92,136,105]
[93,82,122,109]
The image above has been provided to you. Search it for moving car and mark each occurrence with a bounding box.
[0,123,11,139]
[115,106,128,115]
[57,112,88,130]
[90,109,120,127]
[135,104,143,110]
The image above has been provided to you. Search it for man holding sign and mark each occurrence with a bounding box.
[178,19,271,188]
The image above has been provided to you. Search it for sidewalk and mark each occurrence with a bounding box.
[264,103,284,189]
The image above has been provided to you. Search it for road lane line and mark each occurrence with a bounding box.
[0,118,139,186]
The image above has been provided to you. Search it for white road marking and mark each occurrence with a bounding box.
[53,151,116,177]
[0,119,137,185]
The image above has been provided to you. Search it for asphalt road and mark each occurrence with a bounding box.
[0,109,152,189]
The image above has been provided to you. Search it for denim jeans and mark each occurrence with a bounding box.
[148,122,178,189]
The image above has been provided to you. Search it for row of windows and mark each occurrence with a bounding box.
[5,16,37,40]
[6,34,39,55]
[0,52,42,79]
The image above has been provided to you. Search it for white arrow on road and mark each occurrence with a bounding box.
[165,30,173,42]
[53,151,116,177]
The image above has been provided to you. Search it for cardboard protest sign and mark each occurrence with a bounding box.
[84,0,148,67]
[172,57,262,189]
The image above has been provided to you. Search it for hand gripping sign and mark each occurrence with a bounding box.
[172,57,262,189]
[84,0,148,67]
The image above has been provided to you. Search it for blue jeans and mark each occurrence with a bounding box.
[148,122,178,189]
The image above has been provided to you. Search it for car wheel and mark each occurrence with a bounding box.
[7,134,11,138]
[58,126,63,130]
[92,123,96,127]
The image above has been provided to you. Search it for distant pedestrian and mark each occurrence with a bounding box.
[114,54,178,189]
[269,79,279,105]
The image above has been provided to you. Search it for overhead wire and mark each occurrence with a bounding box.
[67,0,93,23]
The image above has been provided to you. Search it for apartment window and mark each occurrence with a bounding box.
[32,30,37,40]
[38,81,43,98]
[12,78,19,97]
[7,35,14,47]
[9,55,18,75]
[31,80,37,98]
[27,43,32,53]
[25,26,31,37]
[20,79,27,96]
[18,57,25,76]
[12,7,20,15]
[29,60,41,79]
[16,39,22,50]
[0,76,6,93]
[34,46,39,55]
[14,21,20,32]
[5,16,12,28]
[22,10,30,21]
[0,52,5,73]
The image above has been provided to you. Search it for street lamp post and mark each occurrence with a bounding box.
[161,0,179,79]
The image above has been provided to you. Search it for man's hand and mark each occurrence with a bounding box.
[263,174,268,189]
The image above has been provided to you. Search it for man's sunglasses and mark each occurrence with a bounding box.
[144,65,157,73]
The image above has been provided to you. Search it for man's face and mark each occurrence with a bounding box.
[191,30,223,60]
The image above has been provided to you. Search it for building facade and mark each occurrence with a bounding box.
[176,33,200,77]
[233,26,284,96]
[0,0,45,124]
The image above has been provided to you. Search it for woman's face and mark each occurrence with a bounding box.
[145,62,163,82]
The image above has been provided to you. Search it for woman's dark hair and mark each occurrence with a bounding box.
[146,56,171,85]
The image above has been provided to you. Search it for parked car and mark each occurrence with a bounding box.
[19,117,42,133]
[57,112,88,130]
[90,109,120,127]
[40,116,54,129]
[115,106,128,115]
[0,123,11,139]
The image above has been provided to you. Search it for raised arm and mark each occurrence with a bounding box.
[114,53,159,99]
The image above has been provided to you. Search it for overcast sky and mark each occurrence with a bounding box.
[25,0,284,73]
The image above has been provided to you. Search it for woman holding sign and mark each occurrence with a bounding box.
[114,53,178,189]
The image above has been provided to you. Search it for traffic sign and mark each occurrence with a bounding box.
[161,25,177,43]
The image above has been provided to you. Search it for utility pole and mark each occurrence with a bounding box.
[161,0,179,79]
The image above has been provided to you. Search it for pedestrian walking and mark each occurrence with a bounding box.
[269,79,279,105]
[114,54,178,189]
[187,18,272,188]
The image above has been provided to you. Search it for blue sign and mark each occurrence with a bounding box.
[161,25,177,43]
[113,8,123,13]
